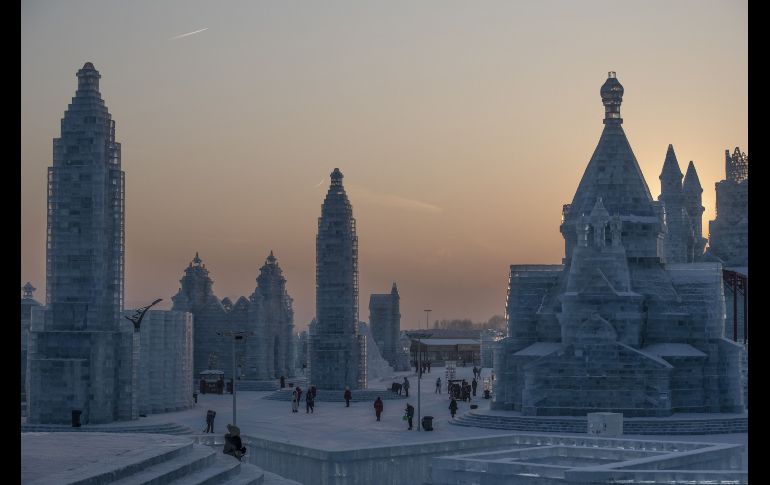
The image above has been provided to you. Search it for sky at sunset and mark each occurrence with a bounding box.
[21,1,748,331]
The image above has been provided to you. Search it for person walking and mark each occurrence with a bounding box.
[374,397,384,421]
[306,389,315,414]
[204,409,215,432]
[404,403,415,430]
[403,377,410,397]
[344,387,352,407]
[471,378,478,397]
[427,361,431,373]
[435,377,442,394]
[291,388,299,413]
[472,366,478,379]
[449,398,458,419]
[205,409,216,433]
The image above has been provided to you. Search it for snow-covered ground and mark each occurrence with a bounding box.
[132,367,508,451]
[21,365,747,484]
[21,433,190,483]
[98,365,746,460]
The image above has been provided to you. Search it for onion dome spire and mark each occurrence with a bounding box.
[600,71,624,124]
[76,61,100,93]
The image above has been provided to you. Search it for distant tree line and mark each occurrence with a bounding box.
[431,315,506,332]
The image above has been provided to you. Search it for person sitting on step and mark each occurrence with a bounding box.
[223,424,247,460]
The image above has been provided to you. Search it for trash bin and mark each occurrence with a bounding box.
[280,376,286,389]
[421,416,434,431]
[483,390,490,399]
[71,409,82,428]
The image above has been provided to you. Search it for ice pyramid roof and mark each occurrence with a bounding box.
[566,73,655,221]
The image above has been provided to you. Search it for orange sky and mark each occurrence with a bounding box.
[21,1,748,330]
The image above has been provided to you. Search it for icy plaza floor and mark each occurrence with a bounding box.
[152,366,747,450]
[22,366,747,484]
[154,367,516,449]
[132,366,747,484]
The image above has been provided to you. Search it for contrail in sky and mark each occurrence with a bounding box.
[171,28,208,40]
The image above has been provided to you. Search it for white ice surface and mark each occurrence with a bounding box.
[22,366,747,469]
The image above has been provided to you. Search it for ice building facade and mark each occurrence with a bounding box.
[707,148,748,268]
[480,329,504,368]
[171,251,295,380]
[246,251,295,379]
[131,310,194,414]
[705,147,748,405]
[296,329,309,373]
[492,72,744,417]
[20,283,41,408]
[657,145,707,264]
[27,63,136,424]
[369,283,404,370]
[358,322,394,381]
[311,168,365,389]
[171,254,232,377]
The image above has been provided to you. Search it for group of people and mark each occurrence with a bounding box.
[391,377,411,396]
[414,360,432,375]
[291,384,318,413]
[203,411,247,461]
[447,379,476,402]
[289,385,358,412]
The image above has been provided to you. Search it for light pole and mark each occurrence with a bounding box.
[409,331,431,431]
[124,298,163,332]
[217,330,254,426]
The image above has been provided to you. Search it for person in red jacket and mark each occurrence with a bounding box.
[374,397,384,421]
[344,387,352,407]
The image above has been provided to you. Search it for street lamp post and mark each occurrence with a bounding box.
[409,331,432,431]
[124,298,163,332]
[217,330,254,427]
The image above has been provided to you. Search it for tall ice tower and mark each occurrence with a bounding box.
[26,63,135,424]
[311,168,363,389]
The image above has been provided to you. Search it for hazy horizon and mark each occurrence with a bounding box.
[21,1,748,331]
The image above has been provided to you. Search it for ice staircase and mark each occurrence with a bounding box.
[263,388,406,402]
[233,380,280,392]
[27,439,302,485]
[450,410,748,434]
[224,377,308,392]
[21,422,197,435]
